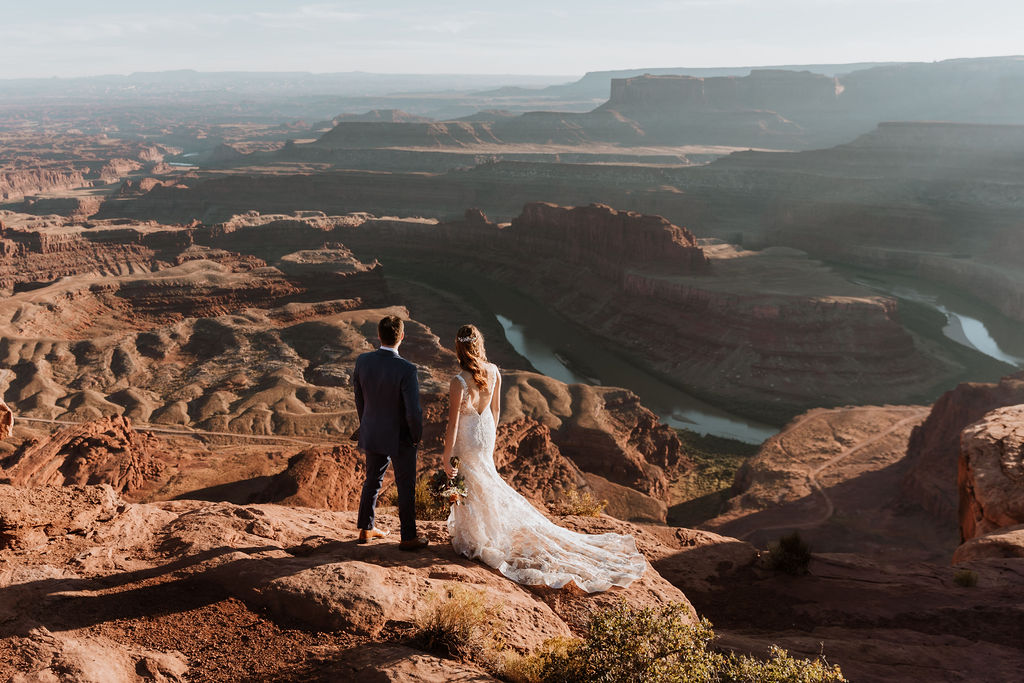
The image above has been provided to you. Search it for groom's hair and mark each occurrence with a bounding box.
[378,315,404,346]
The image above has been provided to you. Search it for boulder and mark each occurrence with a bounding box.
[254,445,366,510]
[958,405,1024,542]
[953,524,1024,563]
[904,373,1024,523]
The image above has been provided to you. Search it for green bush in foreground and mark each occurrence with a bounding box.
[501,602,846,683]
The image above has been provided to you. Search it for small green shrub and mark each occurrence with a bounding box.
[548,488,607,517]
[387,476,450,521]
[953,568,978,587]
[500,601,846,683]
[766,531,812,576]
[416,584,503,659]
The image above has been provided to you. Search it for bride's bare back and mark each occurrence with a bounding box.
[457,364,500,417]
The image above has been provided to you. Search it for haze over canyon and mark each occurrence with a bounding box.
[2,51,1024,682]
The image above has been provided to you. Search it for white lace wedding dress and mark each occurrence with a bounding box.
[447,365,646,593]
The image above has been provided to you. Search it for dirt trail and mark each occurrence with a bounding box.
[15,416,322,447]
[739,408,929,539]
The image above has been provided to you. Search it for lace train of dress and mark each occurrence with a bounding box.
[447,369,646,593]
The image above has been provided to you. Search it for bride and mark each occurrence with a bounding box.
[441,324,646,593]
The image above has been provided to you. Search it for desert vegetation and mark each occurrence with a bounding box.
[547,487,608,517]
[416,592,847,682]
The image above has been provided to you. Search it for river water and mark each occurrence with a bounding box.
[477,289,779,445]
[478,269,1024,444]
[495,311,780,443]
[389,263,1021,447]
[844,271,1024,369]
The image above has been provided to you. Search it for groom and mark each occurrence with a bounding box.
[353,315,427,551]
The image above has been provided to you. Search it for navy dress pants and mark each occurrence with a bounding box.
[356,443,417,541]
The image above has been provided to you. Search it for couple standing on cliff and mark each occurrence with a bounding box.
[352,315,646,592]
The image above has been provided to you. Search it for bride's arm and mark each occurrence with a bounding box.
[442,377,463,477]
[489,366,501,426]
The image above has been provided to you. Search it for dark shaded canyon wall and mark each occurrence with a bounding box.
[904,372,1024,524]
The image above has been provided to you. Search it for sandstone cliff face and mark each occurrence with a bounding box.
[606,70,840,112]
[958,405,1024,542]
[0,135,174,202]
[601,70,837,147]
[0,168,89,201]
[0,215,193,294]
[509,202,707,274]
[903,373,1024,523]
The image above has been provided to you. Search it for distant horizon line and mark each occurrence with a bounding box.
[3,54,1022,83]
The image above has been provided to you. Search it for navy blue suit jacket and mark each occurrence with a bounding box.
[353,348,423,456]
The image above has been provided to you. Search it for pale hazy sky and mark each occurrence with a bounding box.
[2,0,1021,79]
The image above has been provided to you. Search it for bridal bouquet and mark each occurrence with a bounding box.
[430,457,467,506]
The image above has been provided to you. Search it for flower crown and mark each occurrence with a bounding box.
[457,334,477,343]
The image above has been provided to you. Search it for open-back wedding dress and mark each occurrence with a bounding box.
[447,364,646,592]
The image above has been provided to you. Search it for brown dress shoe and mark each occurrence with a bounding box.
[398,536,429,552]
[357,527,390,544]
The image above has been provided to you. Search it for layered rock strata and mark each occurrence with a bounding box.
[323,207,947,421]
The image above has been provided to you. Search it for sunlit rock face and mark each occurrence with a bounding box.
[958,404,1024,542]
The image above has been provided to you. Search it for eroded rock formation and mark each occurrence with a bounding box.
[958,404,1024,542]
[0,208,691,524]
[0,417,159,496]
[253,445,366,510]
[509,202,707,273]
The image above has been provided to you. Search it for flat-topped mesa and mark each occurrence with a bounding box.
[509,202,708,275]
[858,121,1024,153]
[606,70,840,112]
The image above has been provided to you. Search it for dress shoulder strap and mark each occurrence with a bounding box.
[487,364,498,396]
[454,374,469,391]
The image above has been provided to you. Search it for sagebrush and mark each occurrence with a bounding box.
[416,584,504,660]
[499,601,846,683]
[548,488,607,517]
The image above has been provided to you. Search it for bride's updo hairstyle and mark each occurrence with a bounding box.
[455,324,489,390]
